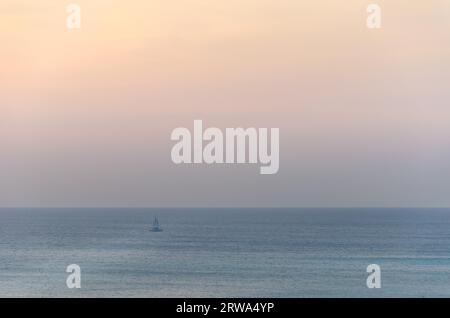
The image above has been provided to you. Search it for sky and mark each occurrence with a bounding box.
[1,0,450,207]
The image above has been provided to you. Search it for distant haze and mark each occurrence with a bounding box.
[1,1,450,207]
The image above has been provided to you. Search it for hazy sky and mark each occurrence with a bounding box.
[1,0,450,207]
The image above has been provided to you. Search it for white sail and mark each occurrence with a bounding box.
[151,217,163,232]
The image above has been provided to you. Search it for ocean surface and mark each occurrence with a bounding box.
[1,208,450,298]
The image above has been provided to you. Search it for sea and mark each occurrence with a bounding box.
[0,208,450,298]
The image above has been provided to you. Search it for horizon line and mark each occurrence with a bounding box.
[1,206,450,209]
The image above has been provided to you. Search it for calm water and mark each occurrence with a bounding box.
[1,208,450,297]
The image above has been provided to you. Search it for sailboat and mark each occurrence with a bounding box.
[150,217,163,232]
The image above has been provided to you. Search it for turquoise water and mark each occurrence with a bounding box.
[1,208,450,297]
